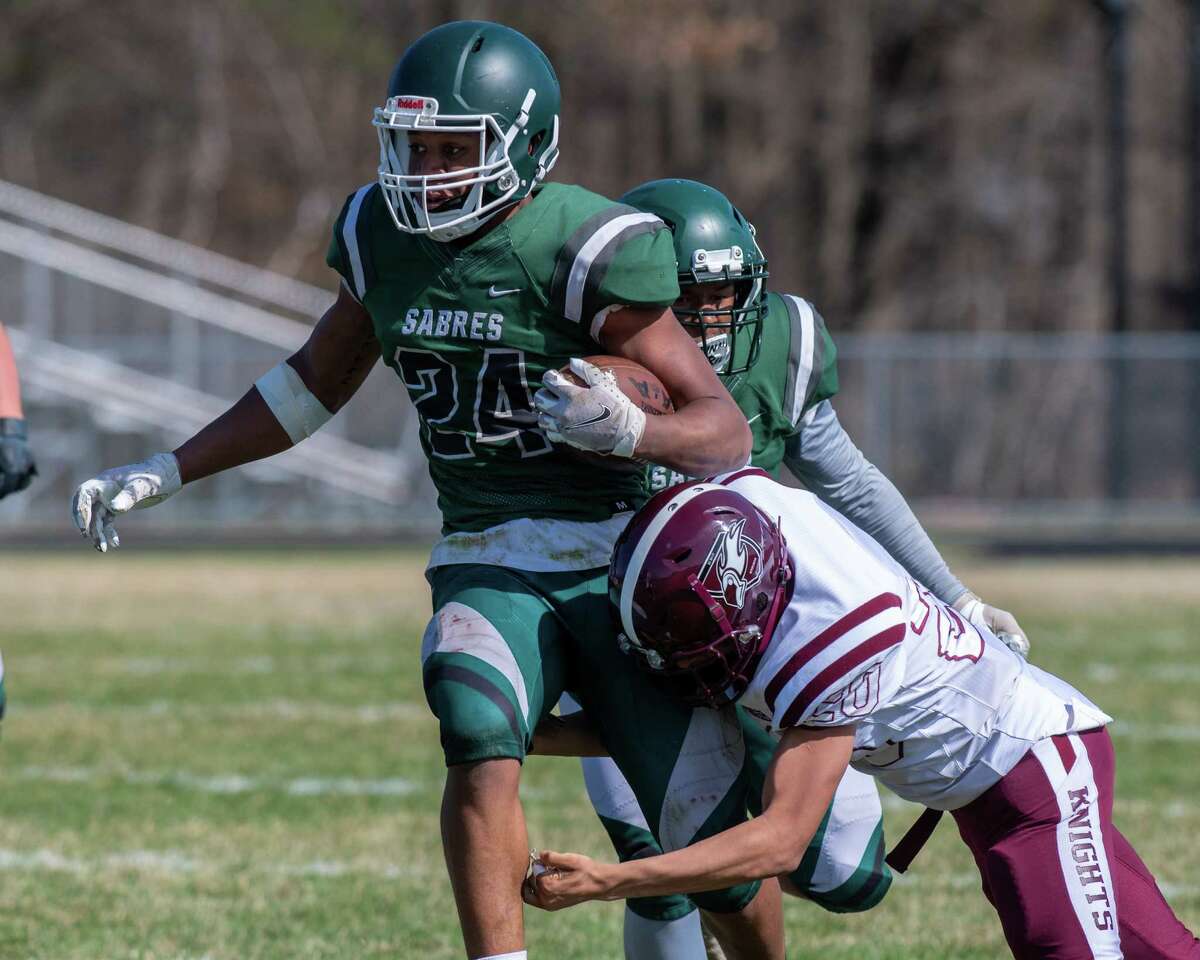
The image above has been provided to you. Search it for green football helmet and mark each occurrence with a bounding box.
[373,21,561,242]
[620,179,768,375]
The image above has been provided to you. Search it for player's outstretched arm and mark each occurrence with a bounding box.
[524,725,853,910]
[174,284,379,483]
[72,285,380,551]
[604,307,751,476]
[0,322,37,501]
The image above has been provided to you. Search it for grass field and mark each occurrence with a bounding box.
[1,549,1198,959]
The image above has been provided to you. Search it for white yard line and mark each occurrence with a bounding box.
[12,699,427,724]
[0,847,413,880]
[1111,722,1200,742]
[882,794,1198,821]
[1087,661,1200,684]
[14,765,418,797]
[2,848,1192,904]
[14,653,405,676]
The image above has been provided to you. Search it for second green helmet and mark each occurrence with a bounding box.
[620,179,768,375]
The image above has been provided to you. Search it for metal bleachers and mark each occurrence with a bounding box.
[0,179,434,539]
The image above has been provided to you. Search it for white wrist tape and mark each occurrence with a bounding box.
[254,361,333,444]
[956,594,987,629]
[612,403,646,459]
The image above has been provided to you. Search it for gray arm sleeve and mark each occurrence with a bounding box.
[782,400,968,604]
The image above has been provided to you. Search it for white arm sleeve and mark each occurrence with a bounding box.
[254,361,333,444]
[783,400,968,604]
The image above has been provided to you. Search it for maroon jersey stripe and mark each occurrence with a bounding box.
[764,592,902,713]
[779,622,906,728]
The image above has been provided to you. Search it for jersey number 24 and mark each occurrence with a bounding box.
[394,347,553,459]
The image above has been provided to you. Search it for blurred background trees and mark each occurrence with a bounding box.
[1,0,1195,333]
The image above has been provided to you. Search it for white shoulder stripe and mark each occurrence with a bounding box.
[342,185,373,300]
[785,295,816,425]
[565,212,662,324]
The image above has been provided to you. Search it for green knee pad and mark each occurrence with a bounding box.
[423,652,528,764]
[787,812,893,914]
[423,564,580,766]
[599,816,697,923]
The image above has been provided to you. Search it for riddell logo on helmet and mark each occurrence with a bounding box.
[389,96,435,112]
[699,518,763,608]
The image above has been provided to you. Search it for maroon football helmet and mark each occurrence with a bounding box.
[609,480,793,707]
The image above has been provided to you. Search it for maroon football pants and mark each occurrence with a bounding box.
[951,727,1199,959]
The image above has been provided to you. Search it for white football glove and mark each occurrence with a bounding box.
[534,358,646,459]
[955,592,1030,658]
[71,452,181,553]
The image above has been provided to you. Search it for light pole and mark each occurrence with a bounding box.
[1093,0,1131,501]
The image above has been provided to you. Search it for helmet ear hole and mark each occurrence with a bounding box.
[528,130,545,156]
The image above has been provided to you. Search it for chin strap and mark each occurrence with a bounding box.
[885,808,944,874]
[688,572,737,636]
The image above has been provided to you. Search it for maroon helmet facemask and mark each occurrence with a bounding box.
[609,481,793,707]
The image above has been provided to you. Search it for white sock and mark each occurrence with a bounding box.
[474,953,527,960]
[623,905,704,960]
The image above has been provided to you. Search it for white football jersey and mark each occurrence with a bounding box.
[724,469,1111,811]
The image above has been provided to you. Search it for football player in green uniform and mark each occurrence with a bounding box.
[553,179,1030,958]
[70,23,790,960]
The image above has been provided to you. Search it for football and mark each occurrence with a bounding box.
[560,355,675,417]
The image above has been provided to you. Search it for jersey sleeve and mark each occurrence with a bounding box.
[549,204,680,341]
[325,183,380,303]
[764,592,906,731]
[779,296,839,429]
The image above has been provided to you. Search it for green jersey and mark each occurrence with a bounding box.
[646,292,838,492]
[327,182,680,534]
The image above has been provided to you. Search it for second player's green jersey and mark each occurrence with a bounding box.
[327,182,680,534]
[646,291,838,493]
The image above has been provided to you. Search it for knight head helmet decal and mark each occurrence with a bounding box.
[699,517,764,609]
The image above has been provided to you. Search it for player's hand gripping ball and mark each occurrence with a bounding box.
[534,356,673,462]
[522,850,615,911]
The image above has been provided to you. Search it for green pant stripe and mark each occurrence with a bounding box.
[434,664,522,739]
[805,820,892,914]
[423,658,527,763]
[597,815,697,923]
[788,804,833,888]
